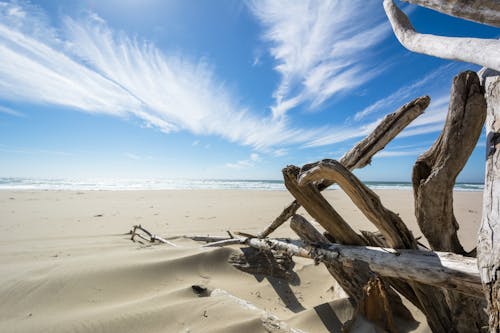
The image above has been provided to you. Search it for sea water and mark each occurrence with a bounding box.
[0,177,484,191]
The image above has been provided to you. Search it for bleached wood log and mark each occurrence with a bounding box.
[257,96,429,238]
[291,214,416,320]
[402,0,500,27]
[295,159,453,332]
[298,160,416,250]
[478,72,500,332]
[244,238,483,298]
[412,71,486,254]
[384,0,500,71]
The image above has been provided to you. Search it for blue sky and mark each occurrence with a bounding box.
[0,0,497,182]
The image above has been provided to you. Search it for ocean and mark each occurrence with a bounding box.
[0,177,484,191]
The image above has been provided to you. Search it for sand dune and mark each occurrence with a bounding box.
[0,190,482,332]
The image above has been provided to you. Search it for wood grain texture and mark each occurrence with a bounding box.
[384,0,500,71]
[402,0,500,27]
[478,72,500,332]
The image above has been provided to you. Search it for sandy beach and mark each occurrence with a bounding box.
[0,189,483,332]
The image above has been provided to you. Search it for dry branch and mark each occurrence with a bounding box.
[478,71,500,332]
[384,0,500,71]
[257,96,430,238]
[130,225,177,246]
[298,160,416,249]
[402,0,500,27]
[243,238,482,299]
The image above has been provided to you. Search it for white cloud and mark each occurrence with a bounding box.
[226,153,261,168]
[124,152,141,160]
[353,64,454,121]
[0,1,331,151]
[249,0,390,118]
[0,105,24,117]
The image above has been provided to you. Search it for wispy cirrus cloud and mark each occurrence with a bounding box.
[0,105,24,117]
[0,1,331,150]
[226,153,260,169]
[248,0,391,118]
[353,64,454,121]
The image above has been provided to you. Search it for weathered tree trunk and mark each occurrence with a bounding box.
[478,71,500,332]
[258,96,430,238]
[413,71,486,254]
[402,0,500,27]
[412,71,488,332]
[383,0,500,71]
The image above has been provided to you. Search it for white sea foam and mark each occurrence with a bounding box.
[0,178,484,191]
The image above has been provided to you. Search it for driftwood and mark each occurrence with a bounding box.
[355,277,397,333]
[240,238,483,298]
[293,158,460,333]
[478,71,500,332]
[291,214,415,321]
[402,0,500,27]
[298,160,416,249]
[257,96,430,239]
[412,71,488,332]
[130,225,177,246]
[383,0,500,72]
[412,71,486,254]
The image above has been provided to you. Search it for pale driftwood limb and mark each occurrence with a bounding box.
[298,160,416,250]
[185,235,230,242]
[209,288,306,333]
[257,96,429,239]
[402,0,500,27]
[202,238,243,247]
[243,238,483,299]
[413,71,486,254]
[291,215,415,321]
[336,96,430,172]
[130,225,177,247]
[478,72,500,332]
[384,0,500,71]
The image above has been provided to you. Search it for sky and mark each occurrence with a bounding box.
[0,0,498,182]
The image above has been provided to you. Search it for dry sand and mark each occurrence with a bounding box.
[0,189,483,332]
